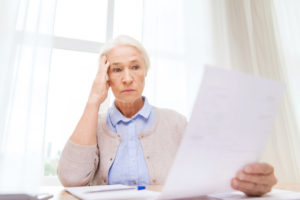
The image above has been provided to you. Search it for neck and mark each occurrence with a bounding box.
[115,97,144,118]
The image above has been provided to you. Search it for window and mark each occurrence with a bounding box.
[43,0,144,185]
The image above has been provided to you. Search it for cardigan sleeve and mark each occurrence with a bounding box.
[57,140,99,187]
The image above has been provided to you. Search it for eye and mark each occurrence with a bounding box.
[132,65,139,70]
[112,67,122,72]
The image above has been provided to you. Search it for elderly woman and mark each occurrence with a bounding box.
[57,35,277,196]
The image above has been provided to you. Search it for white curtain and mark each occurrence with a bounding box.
[142,0,300,183]
[0,0,56,192]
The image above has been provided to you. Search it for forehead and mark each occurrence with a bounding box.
[107,45,144,64]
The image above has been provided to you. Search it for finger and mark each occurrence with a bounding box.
[98,55,109,70]
[231,178,271,197]
[106,81,110,89]
[243,163,274,175]
[98,55,110,74]
[236,170,277,186]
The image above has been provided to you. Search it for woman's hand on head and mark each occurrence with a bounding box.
[88,55,110,105]
[231,162,277,197]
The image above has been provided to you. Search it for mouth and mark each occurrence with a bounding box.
[122,89,135,93]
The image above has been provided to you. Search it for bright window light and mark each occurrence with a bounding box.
[54,0,108,42]
[113,0,143,40]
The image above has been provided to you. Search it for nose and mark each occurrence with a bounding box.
[122,68,133,85]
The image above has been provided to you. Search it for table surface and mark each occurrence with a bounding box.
[43,183,300,200]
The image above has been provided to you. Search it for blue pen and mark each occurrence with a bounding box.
[85,186,146,193]
[137,186,146,190]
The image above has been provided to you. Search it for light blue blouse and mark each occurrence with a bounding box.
[106,97,155,185]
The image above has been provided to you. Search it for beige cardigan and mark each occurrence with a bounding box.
[57,107,187,187]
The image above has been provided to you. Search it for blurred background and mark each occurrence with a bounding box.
[0,0,299,191]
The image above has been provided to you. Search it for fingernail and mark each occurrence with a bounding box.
[238,173,245,180]
[245,166,252,173]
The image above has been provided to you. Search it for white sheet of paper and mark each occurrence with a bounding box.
[160,66,285,199]
[65,185,160,200]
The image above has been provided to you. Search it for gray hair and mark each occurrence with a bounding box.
[100,35,150,72]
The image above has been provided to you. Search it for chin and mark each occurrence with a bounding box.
[116,94,142,103]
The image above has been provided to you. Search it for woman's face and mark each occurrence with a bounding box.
[107,45,147,103]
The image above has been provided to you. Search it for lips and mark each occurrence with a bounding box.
[122,89,135,93]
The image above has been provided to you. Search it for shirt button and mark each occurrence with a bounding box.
[110,158,113,161]
[152,179,156,184]
[147,156,150,159]
[103,179,107,183]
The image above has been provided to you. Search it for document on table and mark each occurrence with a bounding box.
[65,184,160,200]
[160,66,285,199]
